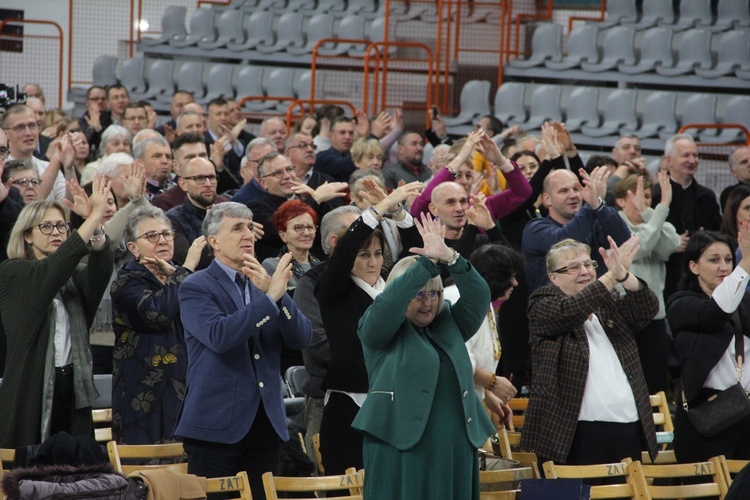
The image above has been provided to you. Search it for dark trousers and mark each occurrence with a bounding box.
[319,391,364,475]
[634,319,669,395]
[50,364,92,438]
[183,404,281,500]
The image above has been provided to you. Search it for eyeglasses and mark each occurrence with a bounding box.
[288,142,317,151]
[553,260,598,274]
[5,122,39,134]
[182,174,218,184]
[261,166,295,179]
[415,290,440,301]
[136,229,176,243]
[291,224,316,234]
[12,178,42,187]
[0,146,10,160]
[34,221,71,235]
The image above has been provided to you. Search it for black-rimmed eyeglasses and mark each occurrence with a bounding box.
[34,222,71,235]
[136,229,176,243]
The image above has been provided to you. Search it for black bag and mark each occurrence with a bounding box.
[684,312,750,438]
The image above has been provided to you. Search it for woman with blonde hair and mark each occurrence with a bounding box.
[351,137,385,171]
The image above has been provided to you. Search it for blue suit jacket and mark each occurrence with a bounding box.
[176,259,312,444]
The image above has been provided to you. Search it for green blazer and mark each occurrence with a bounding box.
[352,255,494,451]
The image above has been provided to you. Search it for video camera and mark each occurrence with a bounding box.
[0,84,26,109]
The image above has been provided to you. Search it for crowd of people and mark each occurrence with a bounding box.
[1,80,750,498]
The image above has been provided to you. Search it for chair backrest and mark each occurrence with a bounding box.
[675,28,713,68]
[681,93,717,127]
[162,6,188,40]
[650,390,675,449]
[175,61,205,99]
[216,8,245,42]
[530,23,563,61]
[480,466,534,488]
[107,441,187,475]
[92,56,118,88]
[285,365,307,397]
[564,86,600,130]
[494,82,526,124]
[146,59,176,97]
[632,456,730,499]
[602,89,638,129]
[312,433,325,475]
[120,57,147,94]
[543,458,644,499]
[717,0,750,27]
[508,398,529,430]
[266,67,296,98]
[459,80,491,119]
[262,467,363,499]
[0,448,15,481]
[723,95,750,132]
[640,0,675,25]
[495,427,540,478]
[677,0,712,26]
[188,7,215,42]
[236,65,266,99]
[565,24,599,62]
[638,26,674,66]
[604,0,637,24]
[244,10,274,45]
[716,30,750,66]
[205,471,253,500]
[204,63,235,101]
[92,408,113,443]
[600,25,636,63]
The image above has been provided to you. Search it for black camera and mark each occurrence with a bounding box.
[0,84,26,109]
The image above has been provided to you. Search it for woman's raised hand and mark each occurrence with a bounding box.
[599,235,640,281]
[123,162,146,201]
[409,212,454,263]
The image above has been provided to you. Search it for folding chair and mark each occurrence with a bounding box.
[479,467,534,500]
[107,441,187,475]
[205,471,253,500]
[262,467,363,499]
[543,458,645,499]
[631,455,730,499]
[495,427,540,479]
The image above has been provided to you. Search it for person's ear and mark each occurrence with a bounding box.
[428,203,438,217]
[279,230,288,243]
[614,197,626,210]
[688,260,700,276]
[126,241,139,259]
[541,192,552,207]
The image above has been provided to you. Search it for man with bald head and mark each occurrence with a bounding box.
[260,117,287,153]
[522,168,630,291]
[232,137,276,205]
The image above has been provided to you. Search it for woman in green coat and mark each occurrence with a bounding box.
[353,213,494,499]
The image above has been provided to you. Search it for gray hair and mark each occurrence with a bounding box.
[99,152,135,177]
[99,125,132,159]
[664,133,695,157]
[246,137,275,159]
[545,238,591,275]
[614,134,639,149]
[202,202,253,238]
[320,205,361,255]
[349,170,385,202]
[256,151,283,177]
[132,135,169,161]
[123,205,171,244]
[729,146,750,170]
[176,109,200,128]
[386,256,445,315]
[2,158,38,182]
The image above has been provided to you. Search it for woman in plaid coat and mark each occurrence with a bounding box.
[521,236,659,466]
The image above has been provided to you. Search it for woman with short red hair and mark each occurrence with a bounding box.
[262,199,321,295]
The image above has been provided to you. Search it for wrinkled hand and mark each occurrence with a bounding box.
[409,212,453,262]
[210,137,230,168]
[146,107,158,129]
[358,178,388,207]
[267,252,293,302]
[676,230,689,253]
[657,170,672,207]
[380,180,423,211]
[183,235,207,272]
[479,132,510,171]
[370,111,392,138]
[599,235,640,280]
[310,181,348,204]
[579,166,609,206]
[140,256,176,278]
[431,110,447,138]
[219,125,240,146]
[465,193,495,230]
[551,121,575,153]
[63,180,93,218]
[242,254,271,293]
[484,391,513,424]
[87,175,113,217]
[490,376,518,404]
[123,162,146,201]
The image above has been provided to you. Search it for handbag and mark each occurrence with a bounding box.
[683,312,750,438]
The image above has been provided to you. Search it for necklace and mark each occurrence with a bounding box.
[487,306,502,360]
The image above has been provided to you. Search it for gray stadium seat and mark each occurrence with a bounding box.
[493,82,526,125]
[545,24,599,70]
[300,0,347,16]
[508,23,563,69]
[358,17,394,56]
[347,0,380,18]
[701,96,750,144]
[91,55,118,88]
[625,91,677,138]
[170,7,215,48]
[441,80,491,127]
[266,67,297,110]
[581,89,638,137]
[227,11,273,51]
[671,0,711,32]
[257,12,305,53]
[296,69,313,102]
[288,13,335,55]
[336,15,369,56]
[203,64,235,102]
[199,8,244,49]
[713,0,750,31]
[517,84,562,130]
[236,65,275,111]
[581,25,636,72]
[622,0,674,30]
[655,28,713,76]
[142,59,175,101]
[595,0,637,29]
[672,93,718,140]
[285,366,307,397]
[170,62,204,103]
[696,30,750,78]
[285,0,317,11]
[141,6,187,46]
[564,87,600,132]
[120,56,147,96]
[618,27,674,74]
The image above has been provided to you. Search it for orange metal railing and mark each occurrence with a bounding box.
[284,99,358,133]
[0,19,64,108]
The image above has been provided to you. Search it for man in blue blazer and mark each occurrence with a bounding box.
[177,201,312,499]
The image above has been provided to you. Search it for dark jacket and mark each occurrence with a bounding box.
[313,147,357,183]
[293,261,330,398]
[522,279,659,463]
[166,198,213,269]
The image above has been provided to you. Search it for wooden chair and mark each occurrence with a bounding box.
[92,408,112,443]
[0,448,15,479]
[507,398,529,431]
[106,441,187,474]
[312,433,325,475]
[630,455,730,499]
[723,457,750,484]
[650,391,674,450]
[205,471,253,500]
[495,427,541,478]
[262,467,363,499]
[479,467,533,500]
[543,458,645,499]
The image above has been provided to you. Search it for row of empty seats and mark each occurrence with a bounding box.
[594,0,750,32]
[141,6,386,59]
[508,23,750,80]
[445,80,750,145]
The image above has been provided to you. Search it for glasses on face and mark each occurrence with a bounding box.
[12,178,42,187]
[35,221,71,235]
[0,146,9,160]
[553,260,598,274]
[5,122,39,134]
[136,229,176,243]
[415,290,440,301]
[291,224,316,234]
[288,142,317,151]
[182,174,218,184]
[261,166,295,179]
